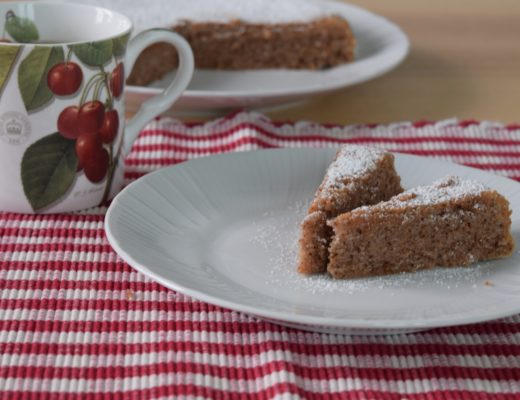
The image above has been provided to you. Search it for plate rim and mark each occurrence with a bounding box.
[126,0,410,99]
[105,148,520,330]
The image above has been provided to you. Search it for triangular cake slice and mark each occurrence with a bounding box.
[328,176,515,279]
[298,145,403,274]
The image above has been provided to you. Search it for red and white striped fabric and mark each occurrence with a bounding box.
[1,111,520,399]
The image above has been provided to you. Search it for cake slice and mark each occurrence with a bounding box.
[328,176,515,279]
[128,15,356,85]
[298,145,403,274]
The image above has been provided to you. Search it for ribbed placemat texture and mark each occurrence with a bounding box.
[1,112,520,399]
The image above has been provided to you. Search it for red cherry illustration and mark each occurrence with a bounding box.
[83,147,109,183]
[75,131,102,168]
[57,106,80,139]
[110,63,124,99]
[47,62,83,96]
[77,101,105,135]
[98,110,119,144]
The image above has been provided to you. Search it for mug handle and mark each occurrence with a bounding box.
[123,29,194,155]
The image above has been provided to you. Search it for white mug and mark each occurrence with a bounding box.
[0,1,194,213]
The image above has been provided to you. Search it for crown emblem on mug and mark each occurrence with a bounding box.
[0,111,31,145]
[5,119,22,136]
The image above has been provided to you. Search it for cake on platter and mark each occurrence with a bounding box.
[74,0,356,85]
[298,145,514,280]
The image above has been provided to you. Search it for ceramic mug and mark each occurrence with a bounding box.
[0,1,194,213]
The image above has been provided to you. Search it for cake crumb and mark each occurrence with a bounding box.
[484,280,493,287]
[126,289,135,300]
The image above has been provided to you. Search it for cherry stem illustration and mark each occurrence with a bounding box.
[101,143,117,204]
[79,73,104,105]
[65,47,73,64]
[100,65,113,108]
[92,78,104,101]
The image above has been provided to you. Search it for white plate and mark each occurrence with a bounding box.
[126,1,409,115]
[105,149,520,335]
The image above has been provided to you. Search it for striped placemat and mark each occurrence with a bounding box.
[1,112,519,399]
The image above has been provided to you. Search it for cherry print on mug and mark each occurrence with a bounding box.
[1,10,131,212]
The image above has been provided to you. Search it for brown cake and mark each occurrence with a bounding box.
[128,16,356,86]
[298,146,403,275]
[328,176,515,279]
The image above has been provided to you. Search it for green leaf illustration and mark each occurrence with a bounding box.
[73,40,113,66]
[112,33,130,57]
[0,46,19,94]
[18,46,64,112]
[5,12,39,43]
[21,132,78,212]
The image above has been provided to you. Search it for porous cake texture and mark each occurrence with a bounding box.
[298,146,403,275]
[328,176,515,279]
[128,16,356,85]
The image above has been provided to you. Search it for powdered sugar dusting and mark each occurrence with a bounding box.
[357,176,488,212]
[322,145,384,194]
[249,199,487,296]
[249,200,309,275]
[285,264,486,295]
[73,0,335,32]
